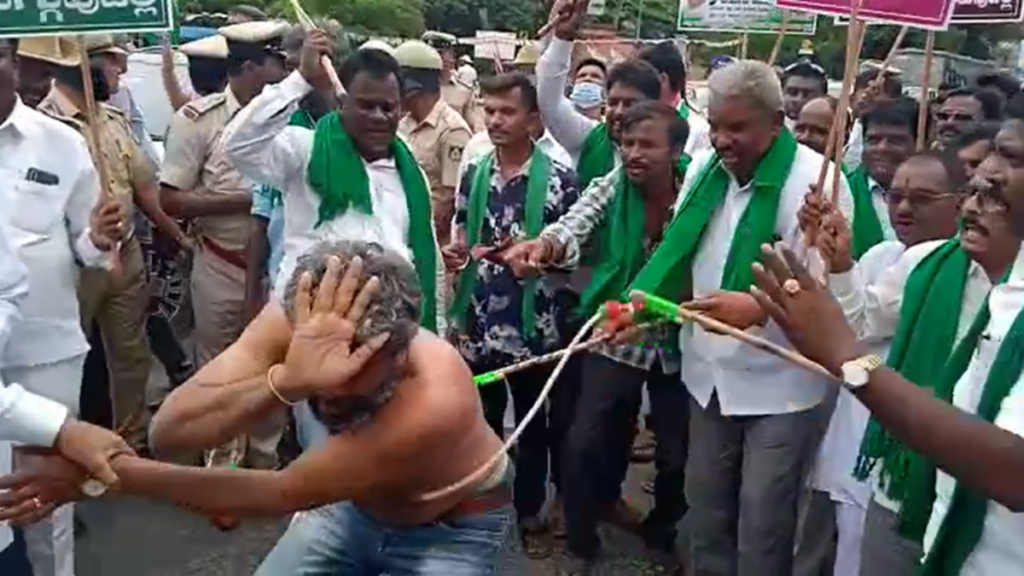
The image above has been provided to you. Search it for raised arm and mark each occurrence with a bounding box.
[220,71,317,192]
[148,302,292,455]
[536,35,597,161]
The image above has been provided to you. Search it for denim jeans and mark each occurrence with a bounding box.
[255,501,515,575]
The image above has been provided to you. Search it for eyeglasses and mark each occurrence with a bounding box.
[882,190,957,209]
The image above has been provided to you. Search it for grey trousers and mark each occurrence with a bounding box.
[859,498,923,576]
[685,393,822,576]
[793,489,838,576]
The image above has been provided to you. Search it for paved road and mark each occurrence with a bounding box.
[74,464,669,575]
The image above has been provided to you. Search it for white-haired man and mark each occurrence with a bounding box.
[604,60,854,575]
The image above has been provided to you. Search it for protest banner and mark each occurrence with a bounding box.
[0,0,174,38]
[678,0,817,34]
[775,0,955,29]
[834,0,1023,24]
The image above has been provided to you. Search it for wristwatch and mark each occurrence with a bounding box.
[80,479,108,498]
[840,354,884,390]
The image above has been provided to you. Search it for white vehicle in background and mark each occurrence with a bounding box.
[123,47,192,165]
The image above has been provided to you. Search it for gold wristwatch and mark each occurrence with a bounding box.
[840,354,884,390]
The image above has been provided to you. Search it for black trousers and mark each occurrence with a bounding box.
[562,352,690,559]
[0,529,32,575]
[474,357,552,521]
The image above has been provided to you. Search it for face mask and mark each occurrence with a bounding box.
[570,81,604,110]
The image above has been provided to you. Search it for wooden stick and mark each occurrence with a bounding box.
[767,11,791,66]
[873,26,907,85]
[76,37,122,278]
[917,31,936,151]
[740,32,749,59]
[288,0,343,95]
[537,19,556,39]
[675,306,835,378]
[829,20,866,206]
[473,322,660,386]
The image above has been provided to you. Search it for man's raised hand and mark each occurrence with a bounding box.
[276,256,390,401]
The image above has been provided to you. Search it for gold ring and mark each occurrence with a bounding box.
[782,278,802,296]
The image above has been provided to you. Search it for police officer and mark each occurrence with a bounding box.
[159,21,290,471]
[423,30,483,132]
[395,40,472,248]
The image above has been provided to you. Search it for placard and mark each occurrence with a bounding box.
[776,0,955,29]
[679,0,817,34]
[0,0,174,37]
[834,0,1023,24]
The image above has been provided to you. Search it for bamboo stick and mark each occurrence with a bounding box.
[829,19,866,206]
[917,31,936,151]
[288,0,344,95]
[473,322,660,386]
[740,33,749,59]
[767,11,792,66]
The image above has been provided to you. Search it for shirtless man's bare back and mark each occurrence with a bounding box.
[0,240,512,574]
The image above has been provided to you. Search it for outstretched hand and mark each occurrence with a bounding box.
[276,256,391,402]
[0,455,88,527]
[749,244,862,376]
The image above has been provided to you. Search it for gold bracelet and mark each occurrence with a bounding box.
[267,364,298,406]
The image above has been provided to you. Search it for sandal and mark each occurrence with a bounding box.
[520,518,552,559]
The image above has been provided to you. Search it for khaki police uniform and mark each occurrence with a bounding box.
[37,59,153,439]
[442,79,483,133]
[160,88,250,369]
[396,40,473,247]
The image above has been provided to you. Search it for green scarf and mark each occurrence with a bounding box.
[289,109,316,129]
[918,289,1024,575]
[449,148,551,338]
[628,129,798,301]
[577,123,616,191]
[853,240,972,537]
[677,101,691,119]
[846,165,886,260]
[577,155,692,319]
[306,112,438,332]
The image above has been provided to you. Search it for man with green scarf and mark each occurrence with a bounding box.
[744,117,1024,576]
[445,72,579,559]
[804,147,1020,574]
[503,101,693,572]
[794,150,969,576]
[841,99,916,259]
[537,0,704,190]
[601,60,854,575]
[220,29,446,334]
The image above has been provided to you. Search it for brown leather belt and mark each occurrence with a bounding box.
[439,484,513,522]
[200,236,247,270]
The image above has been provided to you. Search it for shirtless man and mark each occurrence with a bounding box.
[0,239,512,574]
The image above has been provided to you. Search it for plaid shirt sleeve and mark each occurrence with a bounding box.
[541,167,620,269]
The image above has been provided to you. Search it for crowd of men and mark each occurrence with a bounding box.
[2,0,1024,574]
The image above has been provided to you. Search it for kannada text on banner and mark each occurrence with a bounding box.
[775,0,955,29]
[678,0,817,34]
[834,0,1023,24]
[0,0,173,38]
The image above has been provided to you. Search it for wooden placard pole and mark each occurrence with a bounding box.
[917,30,936,150]
[767,11,792,66]
[829,20,867,206]
[740,32,749,58]
[75,36,122,277]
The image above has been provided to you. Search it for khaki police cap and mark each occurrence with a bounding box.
[218,20,290,45]
[513,42,539,66]
[394,40,442,71]
[359,39,396,57]
[17,36,82,67]
[80,34,129,56]
[421,31,457,49]
[179,34,230,59]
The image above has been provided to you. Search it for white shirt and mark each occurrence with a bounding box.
[831,238,994,512]
[0,100,110,368]
[677,143,854,416]
[0,223,69,553]
[810,240,906,507]
[220,71,447,333]
[865,174,897,242]
[458,130,573,185]
[537,38,711,166]
[923,243,1024,575]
